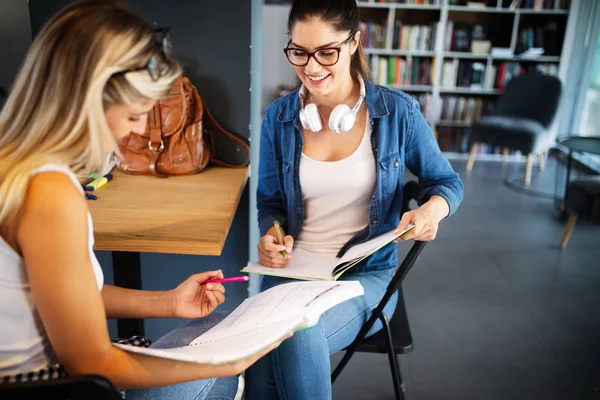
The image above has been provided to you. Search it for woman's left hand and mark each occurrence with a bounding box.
[170,270,226,319]
[394,195,450,242]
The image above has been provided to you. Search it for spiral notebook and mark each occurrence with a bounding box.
[241,226,414,281]
[114,280,364,364]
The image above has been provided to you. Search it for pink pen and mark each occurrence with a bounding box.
[203,276,250,285]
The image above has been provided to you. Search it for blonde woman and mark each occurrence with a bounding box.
[0,1,287,399]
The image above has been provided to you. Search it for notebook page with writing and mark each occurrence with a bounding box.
[242,248,339,281]
[242,226,414,281]
[114,281,364,365]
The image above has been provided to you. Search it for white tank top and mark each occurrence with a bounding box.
[295,115,376,257]
[0,164,104,377]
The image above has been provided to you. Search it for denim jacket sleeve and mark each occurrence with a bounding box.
[257,107,288,235]
[405,99,464,216]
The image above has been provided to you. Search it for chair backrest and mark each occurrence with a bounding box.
[0,375,123,400]
[491,73,562,127]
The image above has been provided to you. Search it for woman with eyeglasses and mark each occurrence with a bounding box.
[247,0,463,398]
[0,1,288,399]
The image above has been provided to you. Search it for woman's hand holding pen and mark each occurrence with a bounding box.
[170,270,226,318]
[394,195,450,242]
[258,226,294,268]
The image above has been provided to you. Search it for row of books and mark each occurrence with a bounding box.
[371,0,440,4]
[441,60,496,90]
[441,60,558,90]
[435,128,469,153]
[435,128,519,155]
[370,56,434,86]
[360,21,438,51]
[516,21,561,56]
[496,62,558,88]
[363,0,569,9]
[445,22,488,53]
[409,94,494,127]
[511,0,570,9]
[439,96,495,123]
[449,0,569,8]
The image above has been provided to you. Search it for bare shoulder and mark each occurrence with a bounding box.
[18,172,88,236]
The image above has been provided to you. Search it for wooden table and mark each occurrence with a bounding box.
[89,167,249,337]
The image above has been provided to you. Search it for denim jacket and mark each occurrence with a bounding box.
[257,78,464,272]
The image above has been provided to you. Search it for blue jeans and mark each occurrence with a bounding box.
[125,312,238,400]
[245,268,398,400]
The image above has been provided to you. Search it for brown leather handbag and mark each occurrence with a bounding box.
[116,76,249,177]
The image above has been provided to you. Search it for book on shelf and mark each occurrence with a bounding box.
[370,55,433,86]
[444,23,490,53]
[442,60,495,90]
[440,96,494,123]
[395,22,438,51]
[516,20,560,56]
[407,93,442,126]
[514,0,563,10]
[360,21,387,49]
[495,62,558,89]
[471,143,521,156]
[435,127,469,153]
[442,60,556,91]
[369,0,439,4]
[361,21,438,51]
[116,280,364,364]
[435,128,521,156]
[449,0,495,5]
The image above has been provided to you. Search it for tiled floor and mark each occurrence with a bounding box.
[331,159,600,400]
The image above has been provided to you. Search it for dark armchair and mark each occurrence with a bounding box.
[466,74,562,185]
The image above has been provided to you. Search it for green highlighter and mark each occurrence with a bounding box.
[273,220,287,258]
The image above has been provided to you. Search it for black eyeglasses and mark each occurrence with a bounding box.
[283,31,357,67]
[125,27,173,81]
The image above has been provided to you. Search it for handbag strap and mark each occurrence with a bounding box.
[201,98,250,168]
[148,103,165,177]
[146,79,186,177]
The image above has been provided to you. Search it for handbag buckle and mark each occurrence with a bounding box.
[149,139,165,153]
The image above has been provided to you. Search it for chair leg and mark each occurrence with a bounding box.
[331,349,354,384]
[466,144,477,172]
[560,212,578,249]
[379,314,406,400]
[525,153,534,186]
[538,152,546,172]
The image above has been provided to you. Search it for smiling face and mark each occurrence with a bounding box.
[288,17,359,99]
[104,100,156,142]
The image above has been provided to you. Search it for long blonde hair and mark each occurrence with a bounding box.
[0,0,181,226]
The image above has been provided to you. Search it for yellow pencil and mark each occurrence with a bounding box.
[273,220,287,258]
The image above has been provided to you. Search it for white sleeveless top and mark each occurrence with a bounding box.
[0,164,104,377]
[295,115,376,257]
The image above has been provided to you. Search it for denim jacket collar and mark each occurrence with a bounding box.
[276,77,389,123]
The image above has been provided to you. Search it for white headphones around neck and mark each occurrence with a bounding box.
[298,74,366,134]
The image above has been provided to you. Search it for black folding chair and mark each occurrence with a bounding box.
[332,181,428,400]
[0,375,122,400]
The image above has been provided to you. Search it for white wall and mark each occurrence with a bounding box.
[261,4,299,111]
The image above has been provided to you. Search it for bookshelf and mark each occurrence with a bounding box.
[357,0,573,156]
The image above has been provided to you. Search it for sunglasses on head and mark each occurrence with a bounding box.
[122,27,173,81]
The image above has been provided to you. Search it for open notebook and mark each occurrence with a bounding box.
[114,281,363,365]
[242,226,414,281]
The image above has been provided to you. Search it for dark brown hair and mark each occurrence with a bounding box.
[287,0,370,79]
